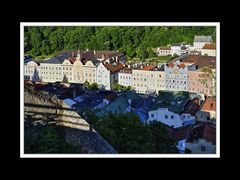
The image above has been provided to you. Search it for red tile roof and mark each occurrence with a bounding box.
[187,123,216,144]
[68,57,77,64]
[172,126,191,141]
[104,62,125,73]
[202,43,216,50]
[184,98,201,115]
[167,63,174,68]
[201,97,216,111]
[178,63,186,69]
[142,65,156,71]
[180,55,216,69]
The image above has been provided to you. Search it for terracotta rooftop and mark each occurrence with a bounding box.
[178,63,186,69]
[187,123,216,144]
[167,63,186,69]
[202,43,216,50]
[201,97,216,111]
[172,126,191,141]
[180,55,216,69]
[183,98,201,115]
[104,62,125,73]
[142,65,157,71]
[68,57,77,64]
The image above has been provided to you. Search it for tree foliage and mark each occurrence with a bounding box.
[24,124,79,153]
[25,26,216,58]
[93,112,178,153]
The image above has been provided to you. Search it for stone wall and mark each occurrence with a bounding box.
[24,87,117,154]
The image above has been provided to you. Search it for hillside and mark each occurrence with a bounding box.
[24,26,216,59]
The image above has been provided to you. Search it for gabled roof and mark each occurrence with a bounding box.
[172,126,191,141]
[94,51,123,59]
[183,98,200,115]
[202,43,216,50]
[180,55,216,69]
[142,65,156,71]
[41,57,62,64]
[103,62,125,73]
[201,97,216,111]
[187,122,216,144]
[194,35,213,42]
[167,62,186,69]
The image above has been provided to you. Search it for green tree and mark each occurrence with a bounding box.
[89,83,99,90]
[146,121,178,153]
[97,113,153,153]
[113,84,124,91]
[198,67,216,96]
[62,74,68,83]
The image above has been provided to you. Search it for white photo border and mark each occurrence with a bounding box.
[20,22,220,158]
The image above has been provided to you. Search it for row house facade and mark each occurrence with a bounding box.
[24,50,124,89]
[164,62,188,92]
[119,61,214,96]
[131,65,165,94]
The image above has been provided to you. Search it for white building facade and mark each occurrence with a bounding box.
[164,62,188,92]
[193,35,213,51]
[147,108,195,128]
[97,63,111,90]
[24,61,40,81]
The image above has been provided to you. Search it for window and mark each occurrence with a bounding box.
[63,67,65,70]
[171,115,174,119]
[201,146,206,151]
[207,117,210,120]
[151,114,154,118]
[165,115,168,119]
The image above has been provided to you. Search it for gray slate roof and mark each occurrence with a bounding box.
[194,35,213,42]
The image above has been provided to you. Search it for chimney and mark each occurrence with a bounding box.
[94,50,96,54]
[72,51,75,57]
[102,54,106,60]
[116,56,119,62]
[141,65,143,69]
[77,50,81,60]
[128,65,131,68]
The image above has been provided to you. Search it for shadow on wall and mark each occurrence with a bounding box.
[24,102,117,154]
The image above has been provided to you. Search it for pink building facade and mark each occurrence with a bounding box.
[187,71,212,96]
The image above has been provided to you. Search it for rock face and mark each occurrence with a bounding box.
[24,86,117,154]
